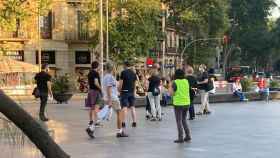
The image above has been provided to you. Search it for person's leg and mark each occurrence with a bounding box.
[182,107,191,141]
[128,93,137,126]
[189,102,195,119]
[155,95,162,120]
[113,100,128,137]
[198,90,206,114]
[148,92,157,120]
[204,92,211,113]
[39,94,48,121]
[120,93,129,128]
[174,107,184,143]
[234,91,243,101]
[145,96,151,119]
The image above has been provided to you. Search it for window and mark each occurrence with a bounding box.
[75,51,91,64]
[77,11,89,40]
[4,51,24,61]
[40,11,53,39]
[36,51,56,64]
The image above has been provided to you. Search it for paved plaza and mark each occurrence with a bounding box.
[1,100,280,158]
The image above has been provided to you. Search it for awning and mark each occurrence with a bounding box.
[0,58,39,73]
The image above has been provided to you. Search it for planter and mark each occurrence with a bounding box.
[53,93,73,104]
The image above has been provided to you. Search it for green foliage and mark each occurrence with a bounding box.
[241,78,253,92]
[229,0,276,68]
[52,74,77,94]
[109,0,162,63]
[270,80,280,88]
[0,0,52,31]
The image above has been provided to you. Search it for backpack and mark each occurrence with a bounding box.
[206,77,215,92]
[152,87,160,96]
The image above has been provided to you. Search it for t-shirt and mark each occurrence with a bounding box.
[120,69,137,93]
[35,71,52,93]
[88,70,101,91]
[103,73,119,101]
[148,75,161,92]
[197,71,208,90]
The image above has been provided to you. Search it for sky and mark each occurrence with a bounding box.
[271,0,280,19]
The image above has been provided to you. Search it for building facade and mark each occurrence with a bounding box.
[0,0,98,77]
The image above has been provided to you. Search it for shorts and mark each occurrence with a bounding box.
[111,100,122,111]
[86,89,101,108]
[120,92,135,108]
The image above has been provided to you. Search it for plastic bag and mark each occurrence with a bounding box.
[97,105,110,120]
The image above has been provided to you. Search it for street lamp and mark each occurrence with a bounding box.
[100,0,104,78]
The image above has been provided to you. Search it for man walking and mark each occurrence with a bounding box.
[118,61,137,128]
[35,64,53,122]
[103,61,128,137]
[86,61,102,138]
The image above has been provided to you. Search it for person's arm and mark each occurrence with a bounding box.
[169,82,177,96]
[94,78,102,91]
[106,85,113,107]
[47,81,53,97]
[198,73,208,84]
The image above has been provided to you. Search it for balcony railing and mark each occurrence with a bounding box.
[0,30,30,41]
[65,31,95,43]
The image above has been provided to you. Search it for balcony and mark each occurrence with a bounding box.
[0,30,30,43]
[65,31,95,44]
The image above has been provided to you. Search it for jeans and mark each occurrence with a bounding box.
[39,93,48,119]
[189,102,195,119]
[148,92,161,118]
[199,90,210,113]
[234,91,245,101]
[174,106,191,140]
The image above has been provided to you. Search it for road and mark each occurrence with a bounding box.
[1,100,280,158]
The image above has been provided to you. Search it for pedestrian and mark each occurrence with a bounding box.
[103,61,128,137]
[85,61,102,138]
[169,69,191,143]
[185,66,197,120]
[196,64,211,115]
[34,64,53,122]
[147,65,162,121]
[118,61,137,128]
[257,75,270,101]
[232,77,248,101]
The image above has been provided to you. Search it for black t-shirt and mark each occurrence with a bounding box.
[120,69,137,93]
[35,71,52,93]
[148,75,161,92]
[88,70,101,91]
[186,75,197,101]
[197,71,208,90]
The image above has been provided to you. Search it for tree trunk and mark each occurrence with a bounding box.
[0,90,70,158]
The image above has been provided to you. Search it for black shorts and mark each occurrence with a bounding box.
[120,92,135,108]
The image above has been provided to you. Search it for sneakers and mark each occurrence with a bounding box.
[116,132,129,138]
[150,117,157,121]
[132,122,137,128]
[184,136,192,142]
[39,115,49,122]
[205,111,211,115]
[86,127,95,139]
[196,112,203,115]
[174,139,184,143]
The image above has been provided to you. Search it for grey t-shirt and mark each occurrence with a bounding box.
[102,73,119,101]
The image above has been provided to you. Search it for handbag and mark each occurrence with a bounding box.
[152,87,160,96]
[32,87,40,98]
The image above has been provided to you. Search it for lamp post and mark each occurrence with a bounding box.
[161,3,166,77]
[37,0,42,71]
[106,0,109,62]
[180,38,223,65]
[100,0,104,78]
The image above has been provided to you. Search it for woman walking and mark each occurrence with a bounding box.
[169,69,192,143]
[185,66,197,120]
[147,66,162,121]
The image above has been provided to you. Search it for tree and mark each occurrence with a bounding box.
[229,0,276,69]
[0,0,52,31]
[108,0,162,63]
[165,0,229,65]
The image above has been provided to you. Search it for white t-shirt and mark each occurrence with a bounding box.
[102,73,119,101]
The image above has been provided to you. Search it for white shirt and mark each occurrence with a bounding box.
[232,82,242,92]
[102,73,119,101]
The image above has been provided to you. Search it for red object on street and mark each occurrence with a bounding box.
[258,78,266,89]
[146,58,154,67]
